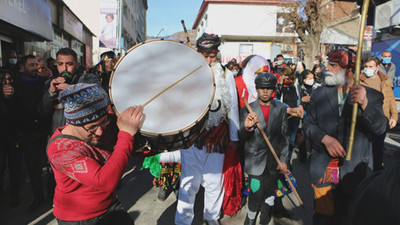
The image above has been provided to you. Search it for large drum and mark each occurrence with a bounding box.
[109,39,215,152]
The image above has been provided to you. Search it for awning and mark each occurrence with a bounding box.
[0,0,53,41]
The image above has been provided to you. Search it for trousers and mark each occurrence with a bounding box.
[175,145,225,225]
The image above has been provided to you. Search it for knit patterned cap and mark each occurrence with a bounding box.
[58,83,108,125]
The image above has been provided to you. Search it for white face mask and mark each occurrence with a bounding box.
[305,79,314,86]
[232,71,238,77]
[8,58,17,65]
[276,60,284,66]
[314,61,319,65]
[364,68,376,77]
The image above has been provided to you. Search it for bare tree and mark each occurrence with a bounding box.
[288,0,324,68]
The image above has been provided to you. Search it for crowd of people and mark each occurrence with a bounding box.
[0,32,399,225]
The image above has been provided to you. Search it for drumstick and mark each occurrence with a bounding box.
[143,65,202,107]
[242,93,304,207]
[181,20,191,46]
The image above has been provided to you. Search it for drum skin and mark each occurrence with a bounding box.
[110,39,215,151]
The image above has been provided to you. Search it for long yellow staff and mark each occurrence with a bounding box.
[346,0,370,161]
[242,96,304,207]
[181,20,191,46]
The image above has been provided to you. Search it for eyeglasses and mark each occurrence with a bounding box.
[82,117,110,133]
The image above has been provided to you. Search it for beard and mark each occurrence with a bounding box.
[324,69,346,86]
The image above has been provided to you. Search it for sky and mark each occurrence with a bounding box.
[147,0,203,37]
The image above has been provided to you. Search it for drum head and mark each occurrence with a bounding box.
[110,39,214,135]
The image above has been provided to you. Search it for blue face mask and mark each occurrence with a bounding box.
[382,57,391,64]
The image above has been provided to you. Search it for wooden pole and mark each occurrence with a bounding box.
[346,0,370,161]
[242,96,304,207]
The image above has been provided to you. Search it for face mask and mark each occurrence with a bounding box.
[364,68,376,77]
[382,57,391,64]
[276,60,283,66]
[314,61,319,65]
[316,72,323,78]
[305,79,314,86]
[232,71,238,77]
[8,58,17,65]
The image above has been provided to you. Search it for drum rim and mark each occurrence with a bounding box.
[109,38,216,137]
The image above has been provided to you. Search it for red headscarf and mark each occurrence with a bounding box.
[327,49,356,69]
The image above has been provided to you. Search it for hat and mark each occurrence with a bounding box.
[100,51,116,62]
[327,49,356,68]
[255,73,277,89]
[196,33,221,54]
[58,83,108,125]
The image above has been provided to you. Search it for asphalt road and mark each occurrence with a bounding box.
[2,132,399,225]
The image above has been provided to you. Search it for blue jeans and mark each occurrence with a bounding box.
[56,201,134,225]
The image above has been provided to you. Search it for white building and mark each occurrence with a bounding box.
[63,0,147,64]
[192,0,298,64]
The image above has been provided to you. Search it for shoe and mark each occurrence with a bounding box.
[158,187,167,201]
[244,216,256,225]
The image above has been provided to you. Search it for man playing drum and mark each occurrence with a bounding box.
[147,33,240,225]
[47,83,145,225]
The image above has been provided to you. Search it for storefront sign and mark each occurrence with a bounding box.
[63,7,83,41]
[0,0,52,41]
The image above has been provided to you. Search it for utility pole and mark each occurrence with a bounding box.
[118,0,123,55]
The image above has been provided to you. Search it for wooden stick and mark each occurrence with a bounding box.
[143,65,202,107]
[346,0,370,161]
[242,96,304,207]
[181,20,191,46]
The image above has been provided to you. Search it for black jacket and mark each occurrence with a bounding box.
[303,85,387,190]
[10,73,49,134]
[239,100,289,176]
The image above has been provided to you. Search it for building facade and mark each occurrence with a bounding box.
[192,0,298,64]
[63,0,147,66]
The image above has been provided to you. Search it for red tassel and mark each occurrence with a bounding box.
[222,148,243,216]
